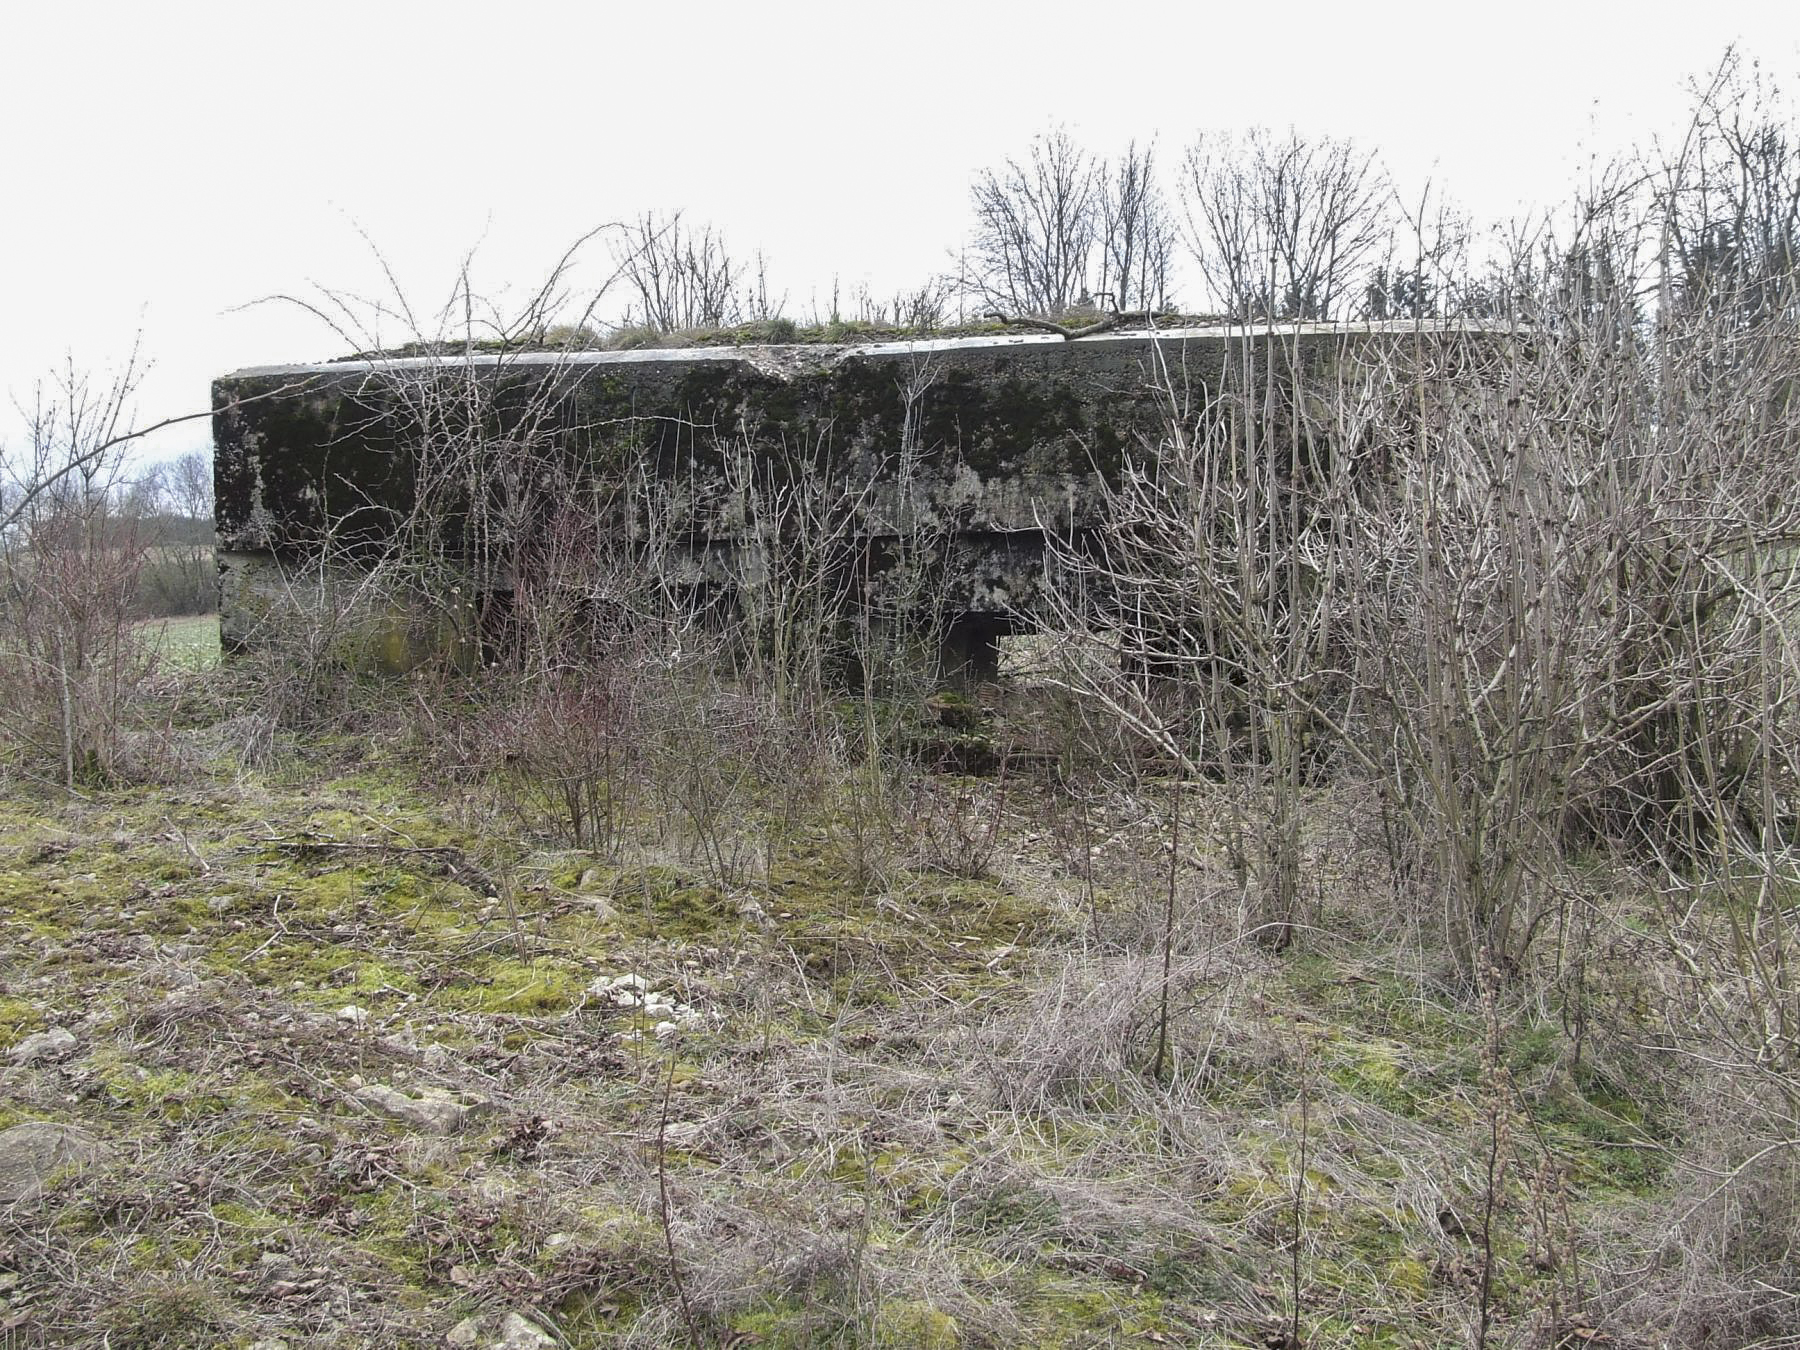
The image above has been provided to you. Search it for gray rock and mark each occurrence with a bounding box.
[354,1083,485,1134]
[6,1027,77,1066]
[0,1121,110,1204]
[494,1314,555,1349]
[445,1312,555,1349]
[256,1251,301,1287]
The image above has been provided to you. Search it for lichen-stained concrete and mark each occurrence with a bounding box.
[211,325,1397,663]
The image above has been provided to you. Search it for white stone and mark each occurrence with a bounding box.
[0,1121,110,1204]
[445,1311,555,1349]
[5,1027,77,1065]
[494,1313,555,1349]
[354,1083,483,1134]
[591,973,648,994]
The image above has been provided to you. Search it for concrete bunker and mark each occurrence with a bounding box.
[212,325,1419,679]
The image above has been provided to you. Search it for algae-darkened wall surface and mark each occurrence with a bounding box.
[212,328,1356,649]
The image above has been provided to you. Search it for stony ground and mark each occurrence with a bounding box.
[0,686,1686,1349]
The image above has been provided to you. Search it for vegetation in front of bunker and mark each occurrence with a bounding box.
[7,49,1800,1350]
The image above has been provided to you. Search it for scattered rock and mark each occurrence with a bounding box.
[5,1027,77,1066]
[494,1313,556,1349]
[256,1251,301,1288]
[249,1340,291,1350]
[588,973,702,1032]
[573,868,618,919]
[0,1121,110,1204]
[591,973,648,1000]
[737,894,772,926]
[581,896,617,921]
[446,1311,555,1349]
[354,1083,485,1134]
[336,1004,370,1026]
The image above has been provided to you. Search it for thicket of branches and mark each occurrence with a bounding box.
[1028,54,1800,1339]
[0,349,220,789]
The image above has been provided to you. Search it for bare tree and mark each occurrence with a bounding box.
[967,126,1099,316]
[1035,331,1362,951]
[1181,128,1393,321]
[131,449,216,615]
[0,346,218,543]
[1362,183,1473,320]
[1096,139,1176,312]
[1659,49,1800,326]
[0,355,159,787]
[164,448,214,523]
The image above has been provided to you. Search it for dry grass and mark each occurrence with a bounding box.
[0,679,1790,1349]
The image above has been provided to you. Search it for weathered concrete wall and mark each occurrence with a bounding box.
[212,326,1374,664]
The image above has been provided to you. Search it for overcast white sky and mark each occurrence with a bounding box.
[2,0,1797,465]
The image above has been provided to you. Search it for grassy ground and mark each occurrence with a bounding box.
[134,614,221,671]
[0,685,1723,1348]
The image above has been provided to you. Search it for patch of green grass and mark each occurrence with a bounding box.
[873,1299,961,1348]
[606,865,738,940]
[100,1066,231,1122]
[135,614,220,670]
[438,954,590,1014]
[95,1274,235,1348]
[0,994,46,1049]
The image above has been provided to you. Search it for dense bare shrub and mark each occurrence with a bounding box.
[0,357,169,787]
[612,209,769,332]
[1028,59,1800,1342]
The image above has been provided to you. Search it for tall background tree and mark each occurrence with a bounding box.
[1096,139,1175,312]
[966,126,1099,316]
[1180,127,1392,321]
[966,128,1178,317]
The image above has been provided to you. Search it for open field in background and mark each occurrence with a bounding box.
[0,673,1738,1350]
[134,614,221,671]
